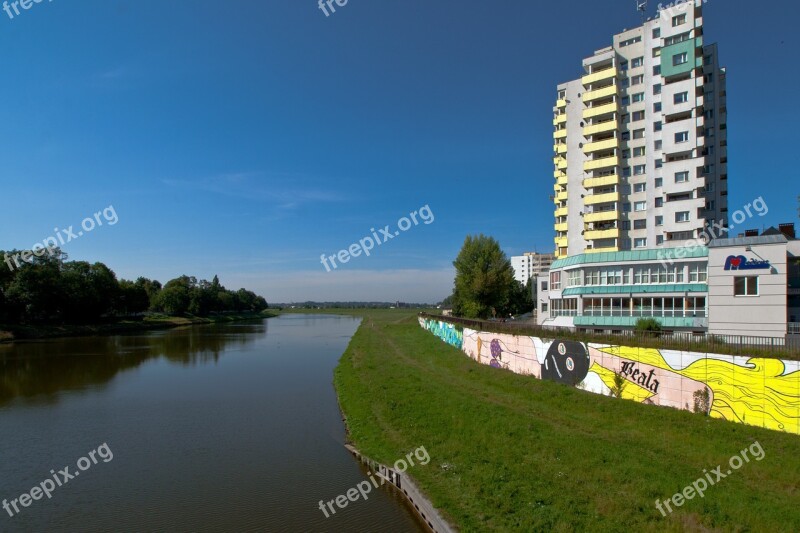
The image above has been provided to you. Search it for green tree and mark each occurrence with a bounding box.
[505,279,534,316]
[451,235,517,319]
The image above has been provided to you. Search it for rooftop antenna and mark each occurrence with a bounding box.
[636,0,647,23]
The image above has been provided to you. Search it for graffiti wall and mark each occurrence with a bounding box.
[421,320,800,436]
[419,318,463,350]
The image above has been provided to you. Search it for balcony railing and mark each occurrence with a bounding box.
[790,323,800,335]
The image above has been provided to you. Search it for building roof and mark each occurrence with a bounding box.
[550,247,708,270]
[708,234,789,248]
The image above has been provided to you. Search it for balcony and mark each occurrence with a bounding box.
[554,169,567,179]
[555,206,568,217]
[582,67,617,86]
[556,99,567,108]
[583,102,618,120]
[582,84,617,103]
[555,222,569,232]
[585,228,620,240]
[554,144,568,155]
[553,114,567,126]
[556,174,569,186]
[584,192,620,205]
[584,175,620,188]
[583,120,618,137]
[556,190,568,202]
[584,210,618,223]
[553,129,567,140]
[556,158,568,170]
[555,236,568,248]
[586,246,619,254]
[584,155,619,172]
[583,137,619,154]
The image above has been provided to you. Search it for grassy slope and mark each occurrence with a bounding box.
[326,309,800,532]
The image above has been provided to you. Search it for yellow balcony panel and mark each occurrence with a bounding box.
[583,155,619,172]
[585,228,620,240]
[582,84,618,103]
[553,129,567,140]
[584,210,619,223]
[557,159,568,170]
[556,191,568,201]
[555,144,568,155]
[556,99,567,108]
[554,183,561,192]
[583,120,618,137]
[555,222,568,232]
[583,138,619,154]
[583,175,620,188]
[586,246,619,254]
[582,67,617,86]
[555,237,568,248]
[555,207,568,217]
[583,102,618,120]
[554,169,567,179]
[552,114,567,126]
[584,192,620,205]
[557,175,569,186]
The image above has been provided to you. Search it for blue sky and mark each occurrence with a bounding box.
[1,0,797,303]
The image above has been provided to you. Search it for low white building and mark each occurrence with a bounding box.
[511,252,555,286]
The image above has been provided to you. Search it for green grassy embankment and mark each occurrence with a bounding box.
[320,308,800,532]
[0,310,279,342]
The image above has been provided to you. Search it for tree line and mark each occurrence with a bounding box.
[0,249,268,324]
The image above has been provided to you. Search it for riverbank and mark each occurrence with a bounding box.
[0,310,279,343]
[324,308,800,531]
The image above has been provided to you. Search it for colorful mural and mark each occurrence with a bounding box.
[419,318,463,350]
[422,321,800,436]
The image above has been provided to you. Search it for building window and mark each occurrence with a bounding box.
[550,271,561,291]
[675,171,689,183]
[734,276,759,296]
[653,84,662,95]
[655,178,663,188]
[673,14,686,26]
[653,27,661,39]
[655,215,663,226]
[674,92,689,104]
[704,182,715,192]
[634,219,647,229]
[633,128,645,139]
[541,281,549,292]
[634,182,646,193]
[567,269,582,287]
[621,220,631,231]
[634,146,646,157]
[655,158,663,169]
[675,131,689,143]
[653,65,661,76]
[541,302,548,313]
[655,197,663,208]
[633,110,646,121]
[655,140,663,150]
[631,75,644,86]
[689,264,708,283]
[676,211,690,223]
[656,235,664,245]
[654,121,663,132]
[622,149,631,159]
[622,167,632,178]
[621,131,631,141]
[634,165,646,175]
[634,201,647,211]
[623,202,631,213]
[706,200,715,211]
[632,57,644,68]
[673,52,688,66]
[634,238,647,248]
[633,92,645,103]
[654,102,662,113]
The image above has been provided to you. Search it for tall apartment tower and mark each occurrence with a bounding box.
[552,2,728,259]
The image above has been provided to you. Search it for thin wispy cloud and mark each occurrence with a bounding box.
[163,172,350,209]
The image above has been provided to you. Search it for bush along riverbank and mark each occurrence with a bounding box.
[332,309,800,532]
[0,310,279,343]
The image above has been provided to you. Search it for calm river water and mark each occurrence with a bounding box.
[0,314,423,532]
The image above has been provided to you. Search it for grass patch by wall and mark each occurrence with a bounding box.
[327,309,800,532]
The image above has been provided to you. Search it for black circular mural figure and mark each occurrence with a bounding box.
[542,340,590,385]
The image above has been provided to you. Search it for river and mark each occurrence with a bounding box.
[0,314,423,532]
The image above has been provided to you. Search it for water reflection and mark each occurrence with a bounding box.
[0,322,267,406]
